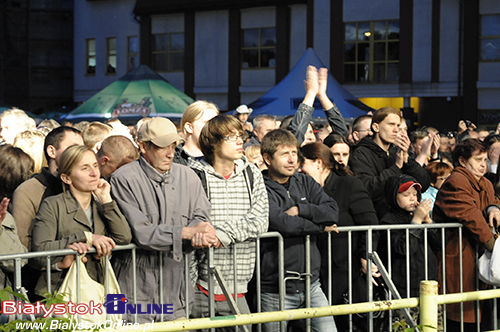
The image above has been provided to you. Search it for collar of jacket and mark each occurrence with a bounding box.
[196,155,249,179]
[357,136,393,157]
[62,189,95,229]
[34,167,62,193]
[138,155,172,184]
[454,166,485,192]
[262,169,298,188]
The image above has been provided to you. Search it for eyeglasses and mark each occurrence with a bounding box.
[439,132,455,138]
[223,134,247,142]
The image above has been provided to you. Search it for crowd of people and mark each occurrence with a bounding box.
[1,65,500,332]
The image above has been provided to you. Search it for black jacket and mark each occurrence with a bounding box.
[261,171,339,294]
[349,136,431,219]
[317,171,379,304]
[380,174,439,298]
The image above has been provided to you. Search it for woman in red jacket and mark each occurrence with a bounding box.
[434,138,500,331]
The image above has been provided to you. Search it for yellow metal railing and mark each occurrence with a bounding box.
[98,281,500,332]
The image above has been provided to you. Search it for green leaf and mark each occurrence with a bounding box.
[1,286,29,302]
[0,289,10,302]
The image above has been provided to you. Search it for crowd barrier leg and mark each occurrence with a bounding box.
[371,252,417,329]
[305,235,311,332]
[420,280,438,332]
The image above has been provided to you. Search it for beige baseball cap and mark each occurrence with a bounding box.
[137,117,183,147]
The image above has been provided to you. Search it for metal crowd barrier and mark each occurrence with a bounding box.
[1,222,499,332]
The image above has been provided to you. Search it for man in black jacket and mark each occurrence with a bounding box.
[349,107,431,220]
[260,129,339,332]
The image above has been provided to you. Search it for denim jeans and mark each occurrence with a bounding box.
[261,280,337,332]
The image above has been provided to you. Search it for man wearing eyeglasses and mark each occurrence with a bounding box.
[439,132,457,154]
[351,114,373,144]
[190,114,269,328]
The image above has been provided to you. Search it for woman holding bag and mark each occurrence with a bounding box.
[32,145,132,295]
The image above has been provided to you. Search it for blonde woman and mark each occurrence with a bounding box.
[32,145,132,294]
[13,130,47,174]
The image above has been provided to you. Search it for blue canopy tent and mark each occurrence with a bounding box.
[248,48,373,119]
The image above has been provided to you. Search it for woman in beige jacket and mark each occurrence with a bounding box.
[32,145,132,294]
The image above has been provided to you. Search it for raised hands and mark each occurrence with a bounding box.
[412,199,433,224]
[317,67,334,110]
[395,130,411,168]
[303,65,319,106]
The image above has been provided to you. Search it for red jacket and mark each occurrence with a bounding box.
[434,166,500,323]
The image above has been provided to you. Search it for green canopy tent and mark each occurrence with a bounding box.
[63,65,193,123]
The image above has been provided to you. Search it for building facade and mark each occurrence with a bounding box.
[0,0,74,113]
[73,0,500,131]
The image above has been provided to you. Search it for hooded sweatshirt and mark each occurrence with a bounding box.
[190,156,269,295]
[380,174,440,298]
[349,136,431,219]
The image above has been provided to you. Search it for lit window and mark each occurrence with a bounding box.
[127,36,138,72]
[86,38,96,75]
[241,28,276,69]
[344,20,399,83]
[480,15,500,61]
[152,33,184,72]
[106,37,117,74]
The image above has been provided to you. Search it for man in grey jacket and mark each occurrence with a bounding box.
[110,117,216,323]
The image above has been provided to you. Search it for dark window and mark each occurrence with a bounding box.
[152,33,184,72]
[344,20,399,83]
[241,28,276,69]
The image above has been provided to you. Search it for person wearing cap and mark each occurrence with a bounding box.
[380,174,439,323]
[234,104,253,133]
[110,117,216,323]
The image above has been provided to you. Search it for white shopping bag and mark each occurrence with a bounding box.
[478,238,500,286]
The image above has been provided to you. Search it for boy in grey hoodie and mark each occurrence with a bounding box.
[190,114,269,330]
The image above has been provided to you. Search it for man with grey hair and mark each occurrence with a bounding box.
[243,114,276,149]
[110,117,216,323]
[0,108,36,145]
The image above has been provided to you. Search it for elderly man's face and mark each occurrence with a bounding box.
[254,119,276,142]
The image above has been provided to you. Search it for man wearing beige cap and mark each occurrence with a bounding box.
[110,117,216,323]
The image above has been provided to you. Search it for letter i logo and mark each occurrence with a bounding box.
[103,294,128,314]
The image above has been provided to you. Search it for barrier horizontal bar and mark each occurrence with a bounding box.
[0,243,138,261]
[438,288,500,304]
[99,298,419,332]
[336,222,462,232]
